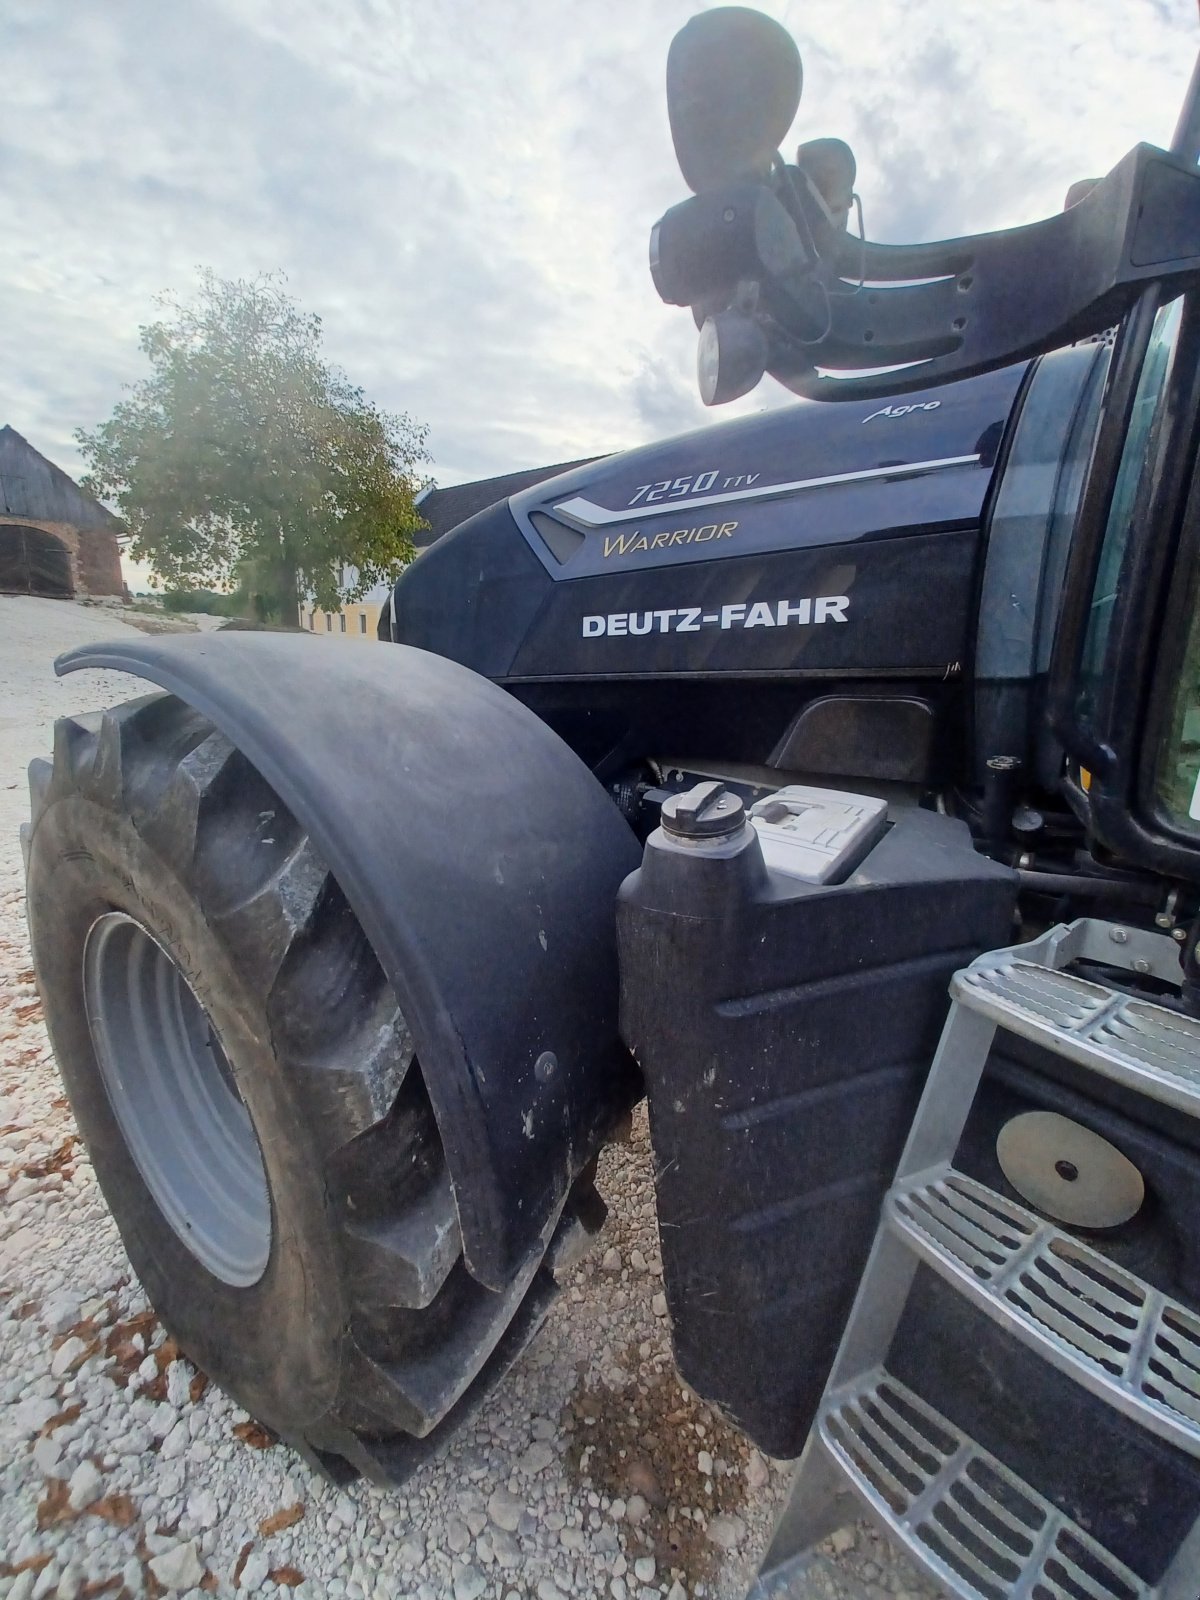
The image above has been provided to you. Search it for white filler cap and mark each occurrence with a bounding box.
[748,785,888,883]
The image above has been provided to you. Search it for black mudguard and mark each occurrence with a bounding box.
[57,633,642,1289]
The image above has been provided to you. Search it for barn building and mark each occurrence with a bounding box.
[0,426,124,599]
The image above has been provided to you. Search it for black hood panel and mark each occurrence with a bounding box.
[391,362,1028,683]
[508,528,979,680]
[511,363,1026,581]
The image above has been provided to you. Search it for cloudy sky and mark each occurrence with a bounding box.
[3,0,1195,580]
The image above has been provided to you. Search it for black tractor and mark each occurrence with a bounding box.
[24,10,1200,1595]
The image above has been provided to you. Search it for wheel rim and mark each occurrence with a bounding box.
[83,912,272,1287]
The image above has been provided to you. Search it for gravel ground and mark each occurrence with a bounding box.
[0,596,942,1600]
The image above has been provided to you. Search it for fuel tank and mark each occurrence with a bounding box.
[387,350,1104,786]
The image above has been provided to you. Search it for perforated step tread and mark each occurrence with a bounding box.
[886,1168,1200,1459]
[820,1369,1149,1600]
[953,957,1200,1118]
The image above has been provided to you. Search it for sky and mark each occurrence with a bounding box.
[2,0,1196,589]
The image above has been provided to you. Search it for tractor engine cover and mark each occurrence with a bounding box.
[617,793,1016,1459]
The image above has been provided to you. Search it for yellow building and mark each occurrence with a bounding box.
[302,600,381,639]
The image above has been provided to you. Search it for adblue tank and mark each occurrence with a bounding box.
[616,782,1016,1457]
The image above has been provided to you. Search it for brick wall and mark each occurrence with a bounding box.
[0,516,123,596]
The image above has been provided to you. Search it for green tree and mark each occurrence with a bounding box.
[77,270,429,621]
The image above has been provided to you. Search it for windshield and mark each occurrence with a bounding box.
[1157,558,1200,831]
[1076,297,1184,738]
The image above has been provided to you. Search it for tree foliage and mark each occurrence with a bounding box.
[77,271,429,619]
[160,587,233,616]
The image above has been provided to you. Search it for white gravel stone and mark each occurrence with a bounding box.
[159,1419,190,1460]
[165,1361,192,1409]
[41,1296,82,1336]
[518,1440,554,1476]
[186,1487,220,1529]
[32,1433,64,1475]
[487,1485,524,1532]
[707,1514,746,1551]
[33,1567,59,1600]
[446,1515,471,1553]
[625,1495,649,1525]
[237,1549,270,1590]
[633,1556,656,1583]
[146,1402,176,1440]
[50,1337,87,1378]
[9,1396,59,1435]
[650,1293,668,1318]
[490,1528,521,1567]
[453,1567,487,1600]
[67,1459,102,1510]
[148,1539,205,1591]
[397,1536,426,1568]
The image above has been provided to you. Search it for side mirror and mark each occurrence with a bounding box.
[667,7,802,193]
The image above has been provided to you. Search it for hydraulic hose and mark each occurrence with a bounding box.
[1016,869,1163,906]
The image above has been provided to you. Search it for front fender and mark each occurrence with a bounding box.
[57,632,641,1289]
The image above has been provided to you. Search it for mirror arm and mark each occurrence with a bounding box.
[653,141,1200,404]
[763,143,1200,400]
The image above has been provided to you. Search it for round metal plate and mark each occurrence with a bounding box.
[996,1111,1144,1229]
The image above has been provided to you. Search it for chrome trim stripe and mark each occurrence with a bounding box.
[552,453,982,528]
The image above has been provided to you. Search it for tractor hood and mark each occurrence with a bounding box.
[510,361,1026,580]
[390,361,1027,683]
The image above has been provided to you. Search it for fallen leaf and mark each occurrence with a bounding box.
[36,1478,77,1530]
[259,1504,304,1535]
[0,1553,51,1578]
[232,1420,275,1449]
[199,1574,218,1593]
[231,1543,254,1587]
[188,1371,208,1404]
[23,1136,78,1179]
[78,1579,121,1598]
[154,1338,180,1371]
[269,1568,304,1587]
[106,1310,159,1352]
[40,1403,81,1437]
[89,1494,138,1528]
[61,1318,100,1344]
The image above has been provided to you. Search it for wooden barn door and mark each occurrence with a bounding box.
[0,524,73,597]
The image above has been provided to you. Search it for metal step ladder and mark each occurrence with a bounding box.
[751,918,1200,1600]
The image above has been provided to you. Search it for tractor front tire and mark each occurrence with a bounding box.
[24,692,559,1483]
